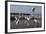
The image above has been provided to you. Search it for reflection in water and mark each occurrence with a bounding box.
[10,13,42,29]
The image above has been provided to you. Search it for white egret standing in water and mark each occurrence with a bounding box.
[32,7,35,16]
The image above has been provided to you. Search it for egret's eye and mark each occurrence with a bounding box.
[10,16,16,21]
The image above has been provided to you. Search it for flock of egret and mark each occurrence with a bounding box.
[10,7,42,29]
[10,14,41,24]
